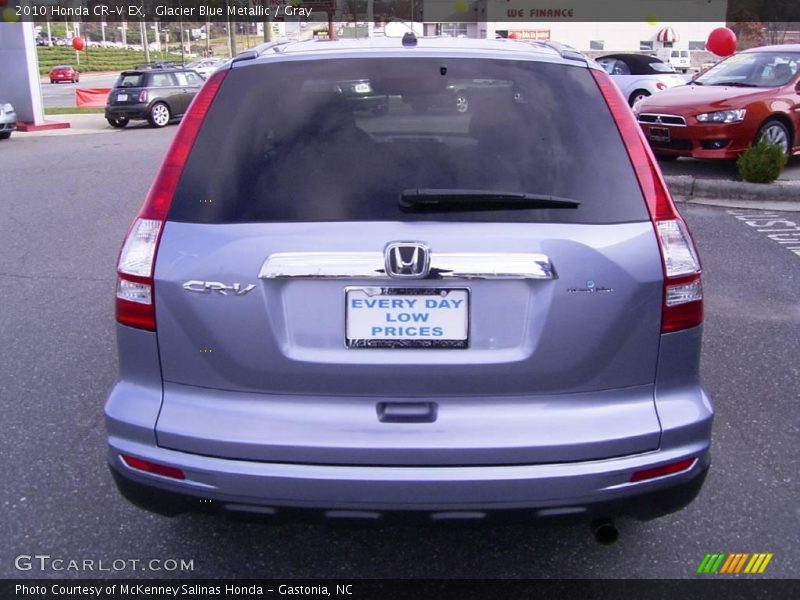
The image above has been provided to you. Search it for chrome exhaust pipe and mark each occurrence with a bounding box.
[591,519,619,545]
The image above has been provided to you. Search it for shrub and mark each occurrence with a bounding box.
[737,140,788,183]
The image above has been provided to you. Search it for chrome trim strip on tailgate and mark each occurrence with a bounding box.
[433,253,556,279]
[259,252,385,279]
[259,252,556,280]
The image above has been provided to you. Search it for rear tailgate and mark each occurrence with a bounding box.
[151,54,665,466]
[153,221,663,465]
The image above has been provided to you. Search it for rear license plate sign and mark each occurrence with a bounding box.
[649,126,670,142]
[117,94,128,101]
[346,287,469,349]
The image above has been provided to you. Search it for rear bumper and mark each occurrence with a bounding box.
[346,95,389,111]
[105,104,149,120]
[105,323,713,520]
[108,435,710,520]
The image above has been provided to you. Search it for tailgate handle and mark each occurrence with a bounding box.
[377,402,438,424]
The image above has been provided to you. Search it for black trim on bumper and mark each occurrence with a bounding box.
[105,105,149,120]
[110,462,709,523]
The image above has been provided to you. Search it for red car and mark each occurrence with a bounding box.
[634,44,800,160]
[49,65,79,84]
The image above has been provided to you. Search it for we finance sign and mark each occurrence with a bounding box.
[499,0,726,21]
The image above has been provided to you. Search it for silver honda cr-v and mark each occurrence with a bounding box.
[106,37,712,539]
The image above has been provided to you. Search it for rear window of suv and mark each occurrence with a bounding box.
[170,58,648,224]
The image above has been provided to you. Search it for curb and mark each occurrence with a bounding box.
[15,113,113,137]
[665,175,800,212]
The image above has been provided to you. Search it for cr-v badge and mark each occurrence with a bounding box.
[183,280,256,295]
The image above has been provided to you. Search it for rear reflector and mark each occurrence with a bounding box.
[115,70,228,331]
[630,458,696,482]
[121,455,185,480]
[591,69,703,334]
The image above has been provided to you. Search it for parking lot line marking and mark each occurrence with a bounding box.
[728,209,800,258]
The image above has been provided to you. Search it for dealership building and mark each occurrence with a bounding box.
[421,0,727,52]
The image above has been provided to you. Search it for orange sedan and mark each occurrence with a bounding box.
[633,44,800,160]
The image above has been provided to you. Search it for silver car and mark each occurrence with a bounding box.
[106,37,712,543]
[0,101,16,140]
[185,58,228,79]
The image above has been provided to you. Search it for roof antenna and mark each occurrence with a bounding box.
[402,32,418,47]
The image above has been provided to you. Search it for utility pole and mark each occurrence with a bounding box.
[179,17,185,64]
[140,19,150,63]
[205,20,211,56]
[263,0,273,42]
[367,0,374,38]
[226,0,235,56]
[328,11,337,40]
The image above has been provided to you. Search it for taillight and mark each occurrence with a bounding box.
[115,70,228,331]
[116,218,162,330]
[138,89,148,103]
[592,69,703,333]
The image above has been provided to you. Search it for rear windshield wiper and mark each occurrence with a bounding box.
[687,80,704,85]
[399,189,580,212]
[711,81,758,87]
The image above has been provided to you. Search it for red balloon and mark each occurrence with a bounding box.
[72,37,85,51]
[706,27,736,57]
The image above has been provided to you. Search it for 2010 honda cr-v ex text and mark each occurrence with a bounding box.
[105,37,713,536]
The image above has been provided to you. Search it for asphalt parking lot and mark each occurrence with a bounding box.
[1,127,798,579]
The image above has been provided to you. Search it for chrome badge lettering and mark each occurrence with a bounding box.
[567,280,614,294]
[183,280,256,296]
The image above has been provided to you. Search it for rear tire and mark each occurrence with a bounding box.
[107,117,129,129]
[0,132,11,140]
[147,102,171,128]
[654,153,679,162]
